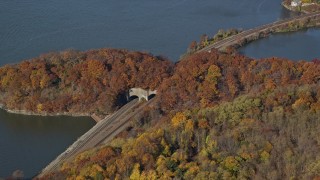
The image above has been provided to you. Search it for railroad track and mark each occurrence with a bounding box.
[101,98,156,144]
[198,12,320,52]
[36,98,149,178]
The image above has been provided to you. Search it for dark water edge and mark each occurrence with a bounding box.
[0,109,95,178]
[239,28,320,61]
[0,0,287,64]
[0,0,319,178]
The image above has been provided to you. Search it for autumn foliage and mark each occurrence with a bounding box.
[3,47,320,179]
[158,49,320,111]
[0,49,172,115]
[42,84,320,179]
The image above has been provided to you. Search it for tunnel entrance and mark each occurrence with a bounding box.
[115,92,129,107]
[128,88,157,102]
[128,95,139,101]
[148,94,156,100]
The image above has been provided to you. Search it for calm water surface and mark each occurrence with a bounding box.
[1,0,292,64]
[0,110,94,178]
[240,28,320,60]
[0,0,319,178]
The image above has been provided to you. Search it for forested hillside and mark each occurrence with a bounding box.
[35,48,320,179]
[159,49,320,111]
[0,49,172,115]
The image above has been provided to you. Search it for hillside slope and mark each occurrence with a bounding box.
[37,49,320,179]
[0,49,172,116]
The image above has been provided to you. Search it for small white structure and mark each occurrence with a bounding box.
[291,0,301,7]
[128,88,157,101]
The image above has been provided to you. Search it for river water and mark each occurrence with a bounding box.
[0,0,319,178]
[0,109,94,178]
[240,28,320,60]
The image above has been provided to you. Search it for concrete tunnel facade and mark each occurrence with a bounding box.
[128,88,157,101]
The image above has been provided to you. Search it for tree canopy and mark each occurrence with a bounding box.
[3,48,320,179]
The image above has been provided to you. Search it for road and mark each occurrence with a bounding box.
[198,11,320,52]
[36,98,155,178]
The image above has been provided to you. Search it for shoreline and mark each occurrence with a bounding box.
[281,2,302,13]
[0,3,315,120]
[281,1,318,14]
[193,10,320,55]
[0,103,92,118]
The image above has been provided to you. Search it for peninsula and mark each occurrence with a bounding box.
[0,6,319,180]
[35,45,320,180]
